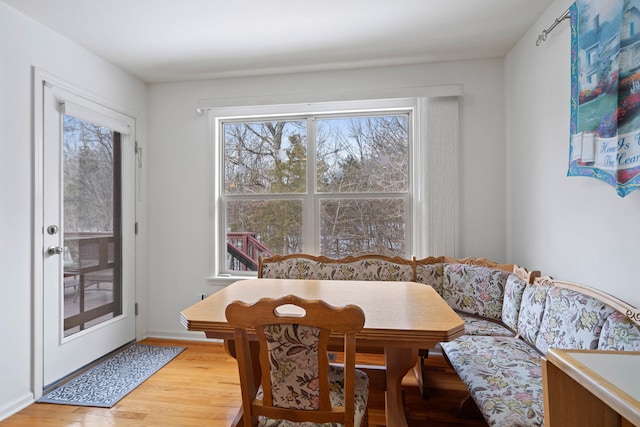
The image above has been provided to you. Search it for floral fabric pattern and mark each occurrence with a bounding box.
[442,264,511,321]
[260,259,321,280]
[263,324,322,410]
[457,312,516,337]
[502,273,528,331]
[441,335,544,427]
[260,255,640,426]
[535,287,614,355]
[260,324,369,427]
[327,259,414,281]
[517,284,550,346]
[259,365,369,427]
[415,263,446,295]
[598,311,640,351]
[261,258,413,282]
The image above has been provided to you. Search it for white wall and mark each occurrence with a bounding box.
[505,0,640,308]
[12,0,630,418]
[146,60,507,338]
[0,3,146,419]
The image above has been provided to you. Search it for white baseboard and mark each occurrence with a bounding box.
[0,392,34,422]
[144,329,222,343]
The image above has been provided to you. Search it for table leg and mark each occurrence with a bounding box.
[223,339,261,427]
[384,347,418,427]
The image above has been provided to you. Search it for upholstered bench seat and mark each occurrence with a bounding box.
[441,278,640,426]
[441,335,544,427]
[457,312,516,337]
[257,253,640,426]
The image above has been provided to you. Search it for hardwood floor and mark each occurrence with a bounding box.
[1,339,487,426]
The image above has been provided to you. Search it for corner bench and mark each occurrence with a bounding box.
[440,277,640,426]
[257,254,539,395]
[258,253,640,426]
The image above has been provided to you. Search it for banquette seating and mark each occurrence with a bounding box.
[439,276,640,426]
[257,254,537,396]
[257,253,640,426]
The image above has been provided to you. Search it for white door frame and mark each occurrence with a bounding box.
[32,68,138,396]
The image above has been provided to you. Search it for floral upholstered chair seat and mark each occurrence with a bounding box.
[257,363,369,427]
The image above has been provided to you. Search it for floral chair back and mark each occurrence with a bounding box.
[225,294,369,427]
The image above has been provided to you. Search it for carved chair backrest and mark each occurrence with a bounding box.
[225,294,366,427]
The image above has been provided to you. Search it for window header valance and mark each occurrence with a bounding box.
[195,84,463,114]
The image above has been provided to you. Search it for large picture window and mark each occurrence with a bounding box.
[209,95,459,278]
[216,101,412,274]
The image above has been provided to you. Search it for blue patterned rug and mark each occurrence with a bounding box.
[38,344,185,407]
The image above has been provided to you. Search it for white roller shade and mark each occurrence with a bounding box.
[59,100,133,135]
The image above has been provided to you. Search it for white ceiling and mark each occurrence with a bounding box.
[4,0,554,83]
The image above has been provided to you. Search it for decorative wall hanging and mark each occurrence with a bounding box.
[569,0,640,197]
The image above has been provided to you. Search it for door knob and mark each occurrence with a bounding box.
[47,246,64,256]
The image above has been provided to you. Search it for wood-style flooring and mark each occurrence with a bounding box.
[1,338,488,426]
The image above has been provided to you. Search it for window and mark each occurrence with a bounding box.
[208,94,460,278]
[587,47,597,66]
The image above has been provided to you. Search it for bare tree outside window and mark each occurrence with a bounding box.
[222,113,410,271]
[62,114,121,335]
[63,115,114,232]
[316,116,408,257]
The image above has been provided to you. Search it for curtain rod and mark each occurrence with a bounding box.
[536,8,571,46]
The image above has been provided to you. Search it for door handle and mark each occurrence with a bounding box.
[47,246,64,256]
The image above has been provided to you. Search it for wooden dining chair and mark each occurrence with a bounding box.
[225,294,369,427]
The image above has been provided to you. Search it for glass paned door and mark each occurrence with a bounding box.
[41,78,135,387]
[62,115,122,337]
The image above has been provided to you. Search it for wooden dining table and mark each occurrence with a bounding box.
[180,278,464,427]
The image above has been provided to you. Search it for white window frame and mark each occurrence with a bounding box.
[203,88,460,282]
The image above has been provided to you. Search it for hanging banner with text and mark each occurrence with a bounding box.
[569,0,640,197]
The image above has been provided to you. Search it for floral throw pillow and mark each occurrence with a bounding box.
[502,273,527,331]
[535,286,614,355]
[442,264,510,320]
[598,311,640,351]
[415,263,445,295]
[517,283,550,346]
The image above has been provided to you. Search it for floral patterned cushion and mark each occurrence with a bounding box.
[517,284,550,346]
[259,324,369,427]
[329,259,414,281]
[598,311,640,351]
[415,263,446,295]
[442,264,511,321]
[502,273,528,331]
[258,365,369,427]
[457,312,515,336]
[263,324,322,410]
[534,287,614,355]
[261,257,413,282]
[261,258,322,280]
[441,335,544,427]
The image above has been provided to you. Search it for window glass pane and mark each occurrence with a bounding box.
[226,199,303,271]
[317,115,409,193]
[62,115,121,336]
[224,120,307,194]
[319,198,406,258]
